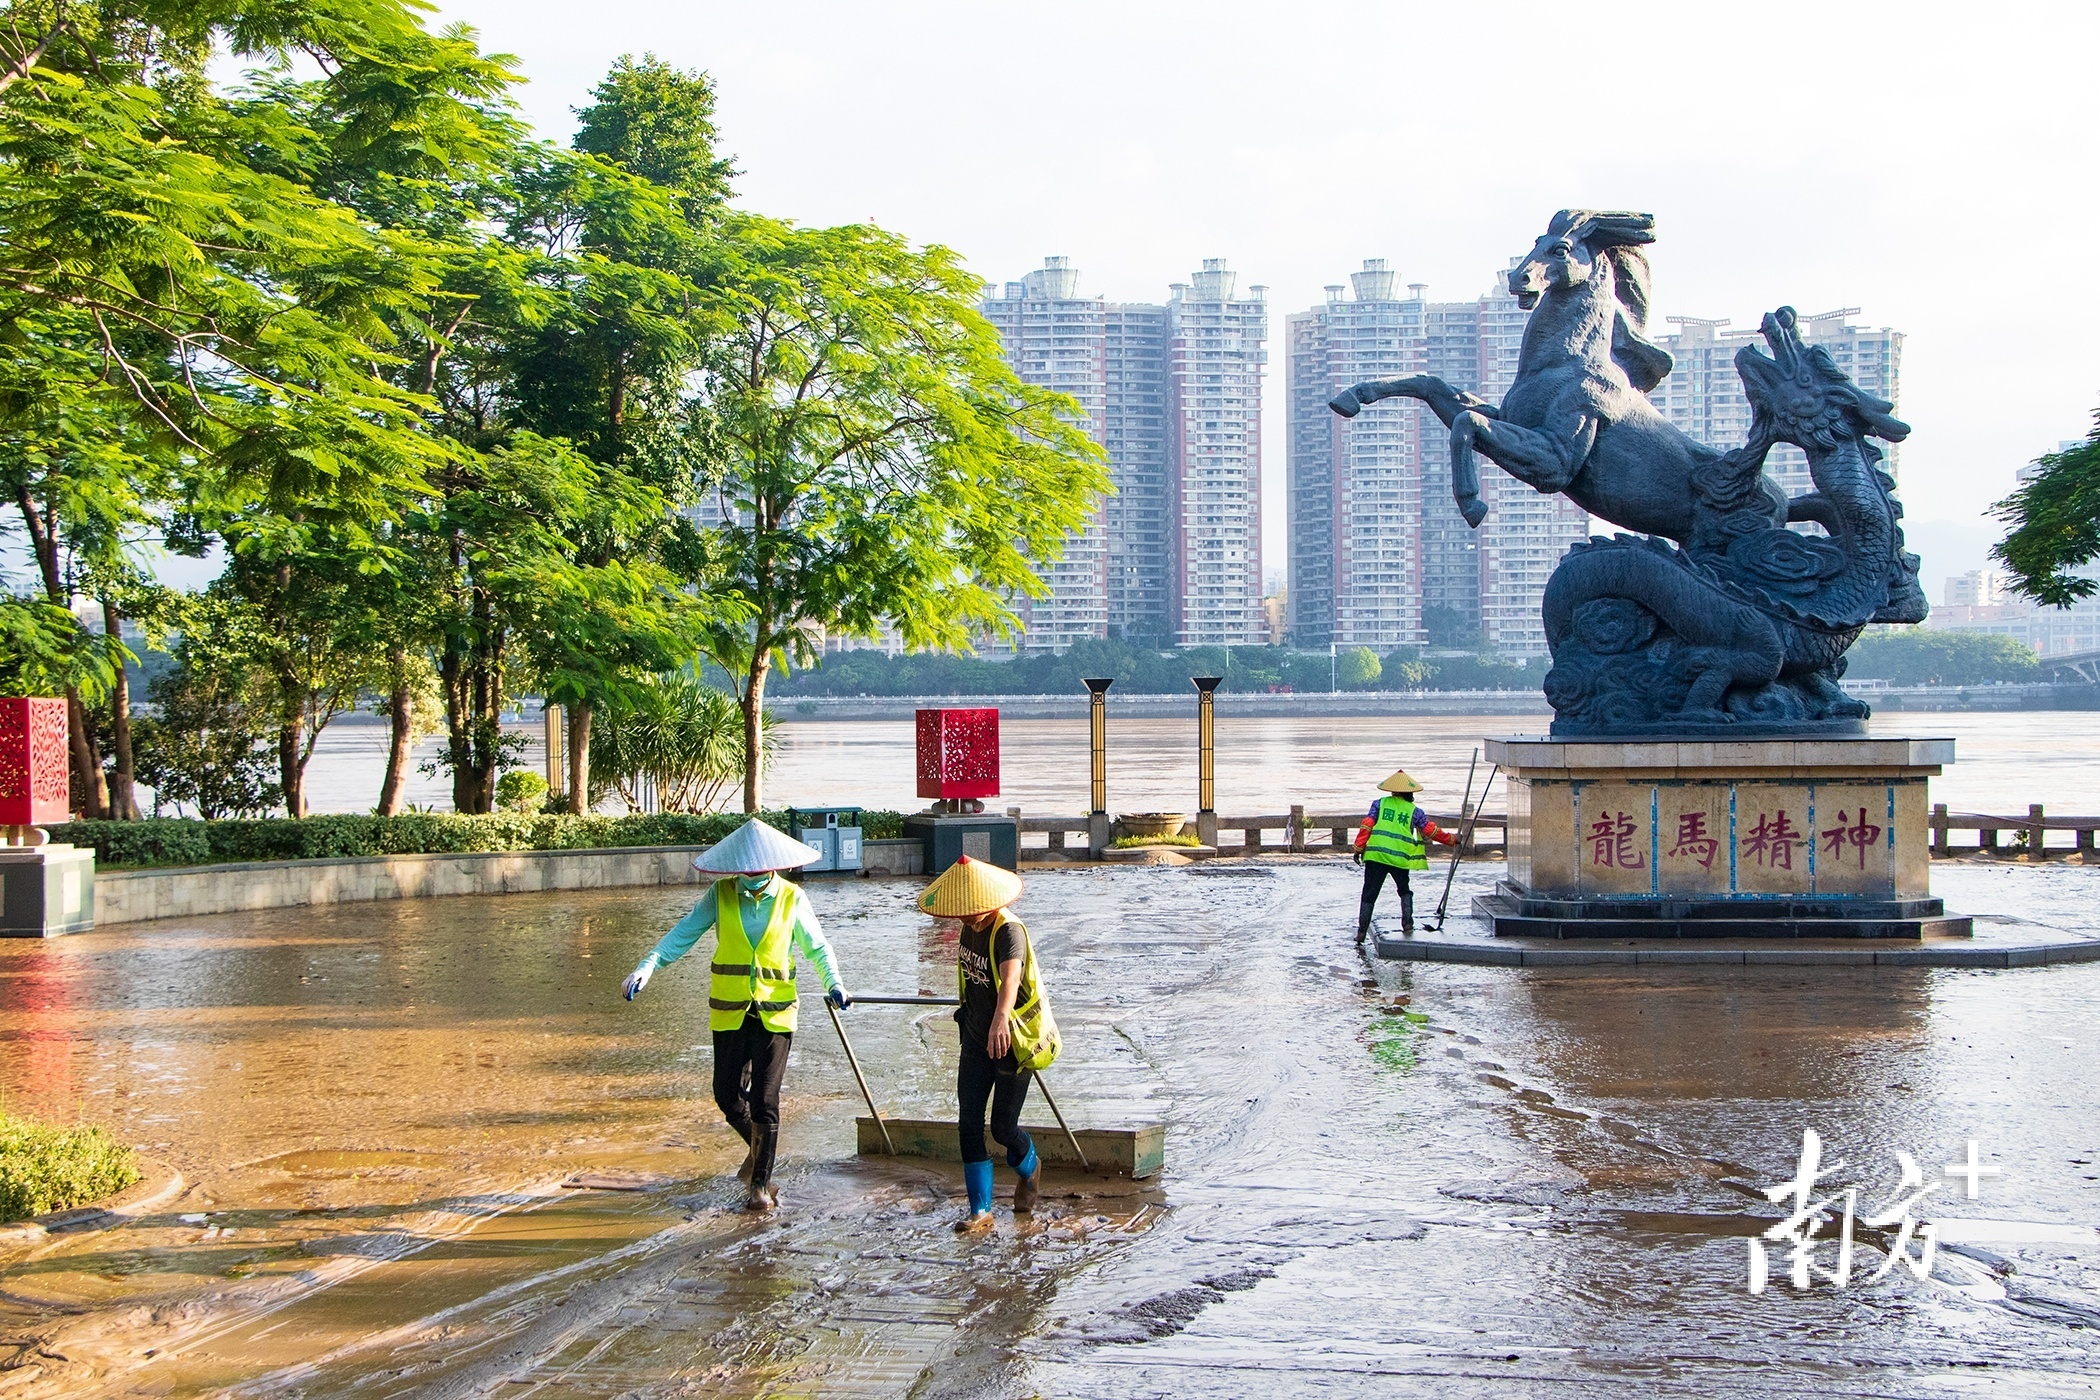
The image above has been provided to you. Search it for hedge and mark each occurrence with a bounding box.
[51,808,908,869]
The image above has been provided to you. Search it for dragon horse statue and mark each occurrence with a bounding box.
[1329,210,1927,735]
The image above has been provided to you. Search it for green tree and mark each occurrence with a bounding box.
[1843,630,2039,686]
[0,3,518,816]
[571,54,735,218]
[1338,645,1382,688]
[130,596,282,819]
[691,217,1108,810]
[1994,416,2100,605]
[501,62,731,811]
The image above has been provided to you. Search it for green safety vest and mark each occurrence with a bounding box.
[957,915,1061,1072]
[709,876,801,1033]
[1366,795,1428,871]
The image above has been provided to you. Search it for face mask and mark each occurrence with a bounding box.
[738,874,772,895]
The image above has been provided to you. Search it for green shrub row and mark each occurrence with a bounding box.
[0,1109,141,1223]
[51,808,908,869]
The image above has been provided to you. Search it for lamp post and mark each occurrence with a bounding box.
[1083,677,1113,856]
[1192,676,1221,848]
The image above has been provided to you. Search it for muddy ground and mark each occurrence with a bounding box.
[3,860,2098,1397]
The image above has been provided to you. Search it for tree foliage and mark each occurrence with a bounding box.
[1843,630,2040,686]
[1994,414,2100,607]
[690,216,1110,809]
[0,13,1106,823]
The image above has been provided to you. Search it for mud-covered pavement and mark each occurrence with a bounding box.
[4,861,2099,1397]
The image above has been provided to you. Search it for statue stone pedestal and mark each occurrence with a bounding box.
[1480,736,1969,939]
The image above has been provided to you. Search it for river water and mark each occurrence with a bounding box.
[294,709,2100,819]
[3,860,2098,1395]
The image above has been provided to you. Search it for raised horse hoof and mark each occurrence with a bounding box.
[1328,388,1364,418]
[953,1210,996,1235]
[1459,496,1488,528]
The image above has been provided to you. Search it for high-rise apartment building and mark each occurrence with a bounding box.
[1652,309,1903,495]
[1287,263,1586,656]
[1103,303,1171,641]
[979,258,1109,650]
[984,258,1266,651]
[1167,260,1269,647]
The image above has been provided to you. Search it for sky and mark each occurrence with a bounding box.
[420,0,2100,602]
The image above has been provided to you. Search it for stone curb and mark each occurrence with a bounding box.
[1372,935,2100,968]
[0,1157,185,1255]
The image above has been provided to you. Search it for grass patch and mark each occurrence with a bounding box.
[1110,833,1203,849]
[0,1109,142,1222]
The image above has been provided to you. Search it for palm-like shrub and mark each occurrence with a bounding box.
[590,675,773,813]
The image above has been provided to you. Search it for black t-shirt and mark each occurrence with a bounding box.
[956,915,1026,1060]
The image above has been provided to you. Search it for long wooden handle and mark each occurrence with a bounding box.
[1032,1070,1089,1172]
[844,995,962,1006]
[826,999,895,1155]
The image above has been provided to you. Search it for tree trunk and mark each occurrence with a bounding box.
[742,651,770,814]
[566,701,592,814]
[103,600,137,820]
[18,488,105,816]
[279,717,306,819]
[66,689,108,819]
[441,643,474,815]
[377,644,413,816]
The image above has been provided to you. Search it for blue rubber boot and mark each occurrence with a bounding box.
[1012,1144,1041,1214]
[955,1159,995,1234]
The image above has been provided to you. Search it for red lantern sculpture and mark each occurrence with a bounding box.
[915,707,1000,801]
[0,697,70,827]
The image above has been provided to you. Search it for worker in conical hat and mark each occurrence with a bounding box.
[622,818,851,1213]
[1352,769,1458,943]
[920,855,1058,1235]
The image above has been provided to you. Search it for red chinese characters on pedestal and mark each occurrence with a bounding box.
[1588,810,1645,869]
[915,707,1000,801]
[1667,812,1722,870]
[1819,808,1884,870]
[1740,809,1806,871]
[0,697,70,825]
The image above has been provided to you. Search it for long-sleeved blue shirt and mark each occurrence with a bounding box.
[633,876,842,993]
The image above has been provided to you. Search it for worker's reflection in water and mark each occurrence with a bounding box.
[920,855,1060,1234]
[624,818,851,1213]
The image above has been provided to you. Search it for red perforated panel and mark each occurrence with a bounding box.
[0,697,70,824]
[915,707,1001,800]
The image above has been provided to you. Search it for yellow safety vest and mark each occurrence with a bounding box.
[709,876,801,1033]
[955,915,1061,1072]
[1366,795,1427,871]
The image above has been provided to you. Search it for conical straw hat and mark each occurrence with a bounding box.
[918,855,1024,917]
[692,818,823,874]
[1378,769,1423,794]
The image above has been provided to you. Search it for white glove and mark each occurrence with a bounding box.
[623,965,651,1001]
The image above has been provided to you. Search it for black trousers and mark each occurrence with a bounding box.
[1361,861,1414,912]
[957,1044,1034,1169]
[713,1010,793,1139]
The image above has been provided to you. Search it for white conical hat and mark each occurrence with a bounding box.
[692,818,822,874]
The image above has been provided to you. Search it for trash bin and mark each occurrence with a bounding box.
[788,807,863,873]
